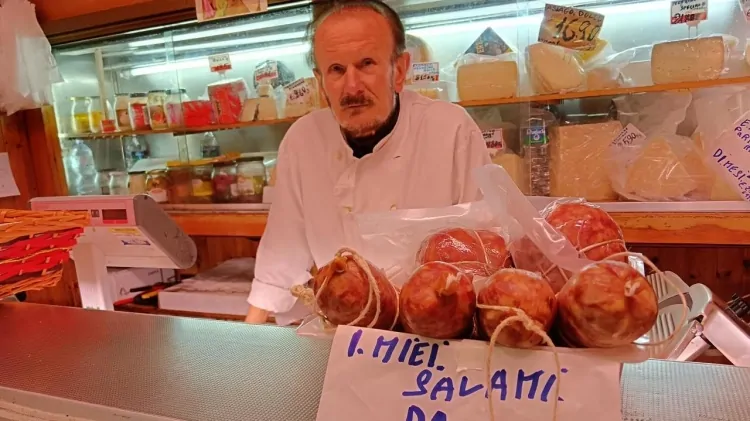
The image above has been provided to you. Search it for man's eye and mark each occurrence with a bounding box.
[330,65,345,74]
[362,59,375,67]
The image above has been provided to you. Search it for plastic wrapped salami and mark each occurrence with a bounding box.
[416,227,511,274]
[476,268,556,348]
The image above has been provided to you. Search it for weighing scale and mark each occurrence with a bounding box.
[30,195,197,311]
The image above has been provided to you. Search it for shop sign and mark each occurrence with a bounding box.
[196,0,268,22]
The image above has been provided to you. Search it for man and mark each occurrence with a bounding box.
[245,0,491,324]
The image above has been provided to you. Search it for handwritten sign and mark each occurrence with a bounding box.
[707,115,750,201]
[254,61,279,86]
[208,53,232,73]
[670,0,708,25]
[611,123,647,149]
[285,78,312,105]
[483,129,506,157]
[316,326,622,421]
[412,62,440,83]
[538,4,604,50]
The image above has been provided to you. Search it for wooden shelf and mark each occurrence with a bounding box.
[168,210,750,245]
[60,76,750,140]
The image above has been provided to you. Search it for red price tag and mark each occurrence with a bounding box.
[209,53,232,73]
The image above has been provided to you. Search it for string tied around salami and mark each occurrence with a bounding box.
[291,247,400,330]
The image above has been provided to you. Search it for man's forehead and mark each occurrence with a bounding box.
[314,8,394,57]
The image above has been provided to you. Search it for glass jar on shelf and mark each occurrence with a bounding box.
[129,93,150,130]
[190,159,214,204]
[109,171,129,195]
[212,161,238,203]
[167,161,193,204]
[145,169,169,203]
[147,90,168,130]
[114,93,131,131]
[236,156,266,203]
[166,89,190,128]
[128,171,146,195]
[70,97,91,134]
[87,96,109,134]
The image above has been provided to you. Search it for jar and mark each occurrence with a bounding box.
[88,96,109,133]
[145,169,169,203]
[108,171,129,195]
[71,97,91,134]
[236,156,266,203]
[167,162,193,204]
[114,94,131,131]
[147,90,168,130]
[190,159,214,204]
[212,161,238,203]
[128,171,146,194]
[129,93,150,130]
[166,89,190,128]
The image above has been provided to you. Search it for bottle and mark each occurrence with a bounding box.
[65,139,99,195]
[520,108,555,196]
[201,132,220,158]
[124,135,150,170]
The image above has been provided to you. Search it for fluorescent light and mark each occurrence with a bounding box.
[126,43,309,76]
[132,31,306,56]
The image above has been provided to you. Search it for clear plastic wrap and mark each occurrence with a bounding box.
[404,81,450,101]
[455,53,519,101]
[583,46,643,90]
[525,43,585,95]
[0,0,63,115]
[650,35,734,85]
[206,78,249,124]
[609,91,712,201]
[549,120,623,200]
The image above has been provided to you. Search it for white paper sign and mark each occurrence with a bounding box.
[412,62,440,83]
[0,153,20,198]
[316,326,622,421]
[706,115,750,201]
[208,53,232,73]
[670,0,708,25]
[284,78,312,105]
[483,129,505,157]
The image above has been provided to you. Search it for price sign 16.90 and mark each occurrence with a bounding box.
[538,3,605,51]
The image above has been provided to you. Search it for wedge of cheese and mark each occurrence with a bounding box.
[458,60,518,100]
[586,67,622,90]
[651,37,724,84]
[550,121,622,201]
[492,152,529,195]
[526,43,585,94]
[624,138,700,200]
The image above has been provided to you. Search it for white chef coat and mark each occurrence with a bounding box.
[247,89,491,324]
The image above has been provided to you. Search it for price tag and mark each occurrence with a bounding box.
[411,62,439,83]
[483,128,505,156]
[208,53,232,73]
[706,114,750,201]
[284,78,312,105]
[538,4,604,51]
[254,61,279,86]
[670,0,708,25]
[611,123,647,149]
[740,0,750,22]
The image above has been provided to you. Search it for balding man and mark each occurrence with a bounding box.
[245,0,490,324]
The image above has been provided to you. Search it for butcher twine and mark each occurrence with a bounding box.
[291,248,400,330]
[474,303,561,421]
[538,238,627,284]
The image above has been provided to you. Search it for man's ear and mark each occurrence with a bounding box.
[393,51,411,93]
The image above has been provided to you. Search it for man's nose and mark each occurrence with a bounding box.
[343,66,364,92]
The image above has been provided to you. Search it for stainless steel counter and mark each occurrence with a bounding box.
[0,303,749,421]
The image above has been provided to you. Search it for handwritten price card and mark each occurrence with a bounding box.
[412,62,440,83]
[316,326,622,421]
[208,53,232,73]
[706,113,750,201]
[671,0,708,24]
[538,4,604,50]
[285,78,312,105]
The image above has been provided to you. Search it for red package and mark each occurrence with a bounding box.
[182,100,215,127]
[207,78,249,124]
[416,228,511,274]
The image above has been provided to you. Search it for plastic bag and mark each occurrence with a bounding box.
[525,43,585,95]
[454,53,519,101]
[650,35,735,85]
[0,0,63,115]
[609,91,712,201]
[583,46,646,90]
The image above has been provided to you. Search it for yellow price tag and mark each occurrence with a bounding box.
[538,4,605,51]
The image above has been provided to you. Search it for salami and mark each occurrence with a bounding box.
[476,269,557,348]
[416,228,511,273]
[557,260,658,348]
[312,249,399,329]
[400,261,476,339]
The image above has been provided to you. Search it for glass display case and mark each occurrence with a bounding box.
[49,0,750,207]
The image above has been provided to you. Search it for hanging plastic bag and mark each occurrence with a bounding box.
[0,0,63,115]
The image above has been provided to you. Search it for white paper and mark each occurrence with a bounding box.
[316,326,622,421]
[670,0,708,25]
[0,153,20,198]
[705,114,750,201]
[208,53,232,73]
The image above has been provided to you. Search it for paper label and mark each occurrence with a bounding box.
[483,129,505,156]
[316,326,622,421]
[412,62,440,83]
[464,27,513,55]
[208,53,232,73]
[285,78,312,105]
[670,0,708,25]
[706,115,750,201]
[611,123,647,149]
[254,61,279,86]
[538,4,604,50]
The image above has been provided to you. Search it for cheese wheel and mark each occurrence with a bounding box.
[458,60,518,100]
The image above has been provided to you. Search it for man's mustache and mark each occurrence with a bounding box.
[340,94,373,108]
